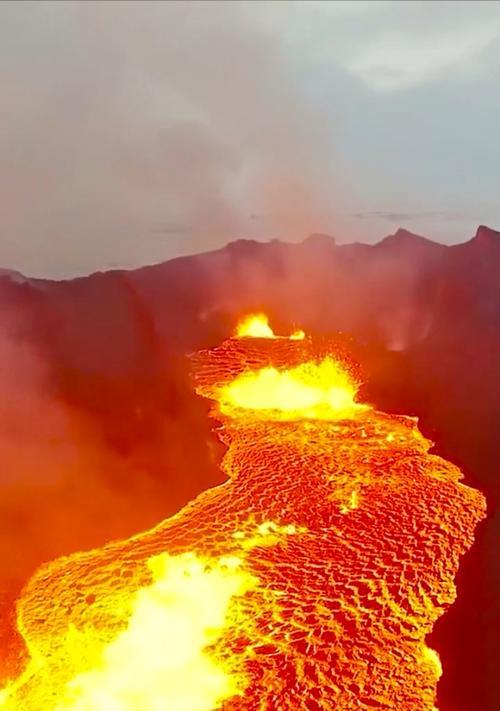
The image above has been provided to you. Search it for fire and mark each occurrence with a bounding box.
[235,313,305,340]
[218,357,367,420]
[0,316,486,710]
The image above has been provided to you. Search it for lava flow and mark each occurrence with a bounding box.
[0,315,486,710]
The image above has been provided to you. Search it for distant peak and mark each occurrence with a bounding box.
[225,238,265,255]
[303,233,336,248]
[395,227,421,238]
[383,228,430,243]
[0,267,29,284]
[379,228,441,250]
[472,225,500,246]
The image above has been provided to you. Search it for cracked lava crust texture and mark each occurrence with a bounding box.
[0,327,486,711]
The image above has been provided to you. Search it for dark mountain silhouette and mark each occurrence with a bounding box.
[0,225,499,709]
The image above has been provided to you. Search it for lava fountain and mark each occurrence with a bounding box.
[0,315,486,710]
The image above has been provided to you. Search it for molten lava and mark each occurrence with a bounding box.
[218,358,366,420]
[0,317,486,710]
[235,313,304,340]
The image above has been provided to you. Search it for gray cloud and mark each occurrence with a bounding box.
[350,210,477,223]
[1,1,500,276]
[0,2,347,277]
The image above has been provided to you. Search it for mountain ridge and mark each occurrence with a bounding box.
[1,224,498,284]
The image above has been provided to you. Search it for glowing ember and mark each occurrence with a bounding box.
[0,317,486,710]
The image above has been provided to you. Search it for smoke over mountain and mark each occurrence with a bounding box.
[0,2,347,277]
[4,2,500,277]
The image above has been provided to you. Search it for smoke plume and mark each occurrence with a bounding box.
[0,1,345,277]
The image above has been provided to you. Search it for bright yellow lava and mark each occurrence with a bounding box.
[1,553,256,711]
[235,314,305,340]
[421,646,443,680]
[0,691,9,706]
[218,357,367,420]
[235,313,275,338]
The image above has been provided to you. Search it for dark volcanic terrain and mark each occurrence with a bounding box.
[0,226,499,710]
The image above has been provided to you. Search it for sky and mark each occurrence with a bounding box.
[1,0,500,277]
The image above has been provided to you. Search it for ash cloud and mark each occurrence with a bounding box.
[2,2,500,276]
[0,2,344,278]
[350,210,476,223]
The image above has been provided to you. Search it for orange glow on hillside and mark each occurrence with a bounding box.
[0,318,486,711]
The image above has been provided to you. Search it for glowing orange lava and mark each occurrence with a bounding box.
[0,316,486,710]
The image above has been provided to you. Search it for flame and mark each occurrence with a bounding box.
[235,313,305,340]
[0,317,486,711]
[218,357,367,420]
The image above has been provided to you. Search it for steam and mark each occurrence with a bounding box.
[0,315,124,582]
[197,232,436,353]
[0,2,344,278]
[0,308,220,587]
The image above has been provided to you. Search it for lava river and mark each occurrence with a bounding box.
[0,315,486,710]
